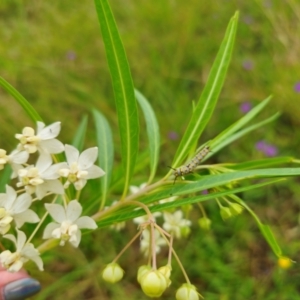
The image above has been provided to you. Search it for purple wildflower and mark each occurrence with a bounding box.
[242,59,254,71]
[264,144,278,157]
[294,82,300,93]
[255,140,278,157]
[201,190,208,195]
[168,131,178,141]
[240,102,252,113]
[256,141,267,151]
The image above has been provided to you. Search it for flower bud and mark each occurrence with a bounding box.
[176,283,201,300]
[102,263,124,283]
[158,265,172,287]
[140,270,168,298]
[228,202,243,216]
[219,206,232,220]
[278,256,293,269]
[181,225,191,238]
[198,217,211,230]
[137,265,151,284]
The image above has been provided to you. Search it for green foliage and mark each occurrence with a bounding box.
[171,12,239,169]
[1,1,300,299]
[135,89,160,183]
[94,0,139,199]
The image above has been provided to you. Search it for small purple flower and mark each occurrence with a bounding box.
[201,190,208,195]
[294,82,300,93]
[240,102,252,113]
[242,59,254,71]
[66,51,76,61]
[168,131,178,141]
[255,140,278,157]
[256,141,266,151]
[264,145,278,157]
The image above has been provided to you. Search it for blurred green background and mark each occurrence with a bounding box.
[1,0,300,299]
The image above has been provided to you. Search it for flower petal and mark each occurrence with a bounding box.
[16,230,27,251]
[70,230,81,247]
[66,200,82,221]
[78,147,98,169]
[14,210,40,228]
[39,139,64,154]
[2,234,17,246]
[3,185,16,210]
[36,180,64,200]
[36,122,45,133]
[86,165,105,179]
[9,150,29,164]
[43,222,60,239]
[35,154,53,172]
[45,203,66,223]
[38,122,61,139]
[11,193,32,214]
[65,144,79,165]
[42,163,66,179]
[76,216,97,230]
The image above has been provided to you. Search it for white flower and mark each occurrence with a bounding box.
[15,122,64,154]
[43,200,97,247]
[16,154,64,199]
[159,195,177,205]
[0,229,43,272]
[133,211,161,226]
[0,185,39,234]
[0,149,29,178]
[140,229,167,256]
[129,183,147,195]
[58,144,105,190]
[162,210,192,239]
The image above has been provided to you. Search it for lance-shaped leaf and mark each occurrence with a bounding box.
[93,109,114,210]
[230,194,282,257]
[209,96,272,150]
[97,178,283,227]
[94,0,139,198]
[171,12,239,170]
[0,77,42,122]
[204,112,280,161]
[135,90,160,183]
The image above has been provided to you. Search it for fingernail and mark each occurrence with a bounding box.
[4,278,41,300]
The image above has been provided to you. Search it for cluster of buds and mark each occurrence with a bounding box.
[0,122,105,272]
[102,206,203,299]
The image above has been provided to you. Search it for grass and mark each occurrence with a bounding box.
[1,0,300,299]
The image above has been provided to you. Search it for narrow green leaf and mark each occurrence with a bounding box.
[258,223,282,257]
[205,112,280,160]
[210,96,272,149]
[97,178,282,227]
[168,167,300,197]
[92,109,114,210]
[230,194,283,257]
[171,12,239,169]
[135,90,160,183]
[94,0,139,198]
[0,77,42,122]
[142,168,300,208]
[72,115,88,151]
[231,157,295,170]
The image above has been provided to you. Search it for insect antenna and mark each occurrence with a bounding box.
[168,166,178,185]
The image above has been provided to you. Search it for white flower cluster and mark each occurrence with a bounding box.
[108,183,192,255]
[0,122,105,272]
